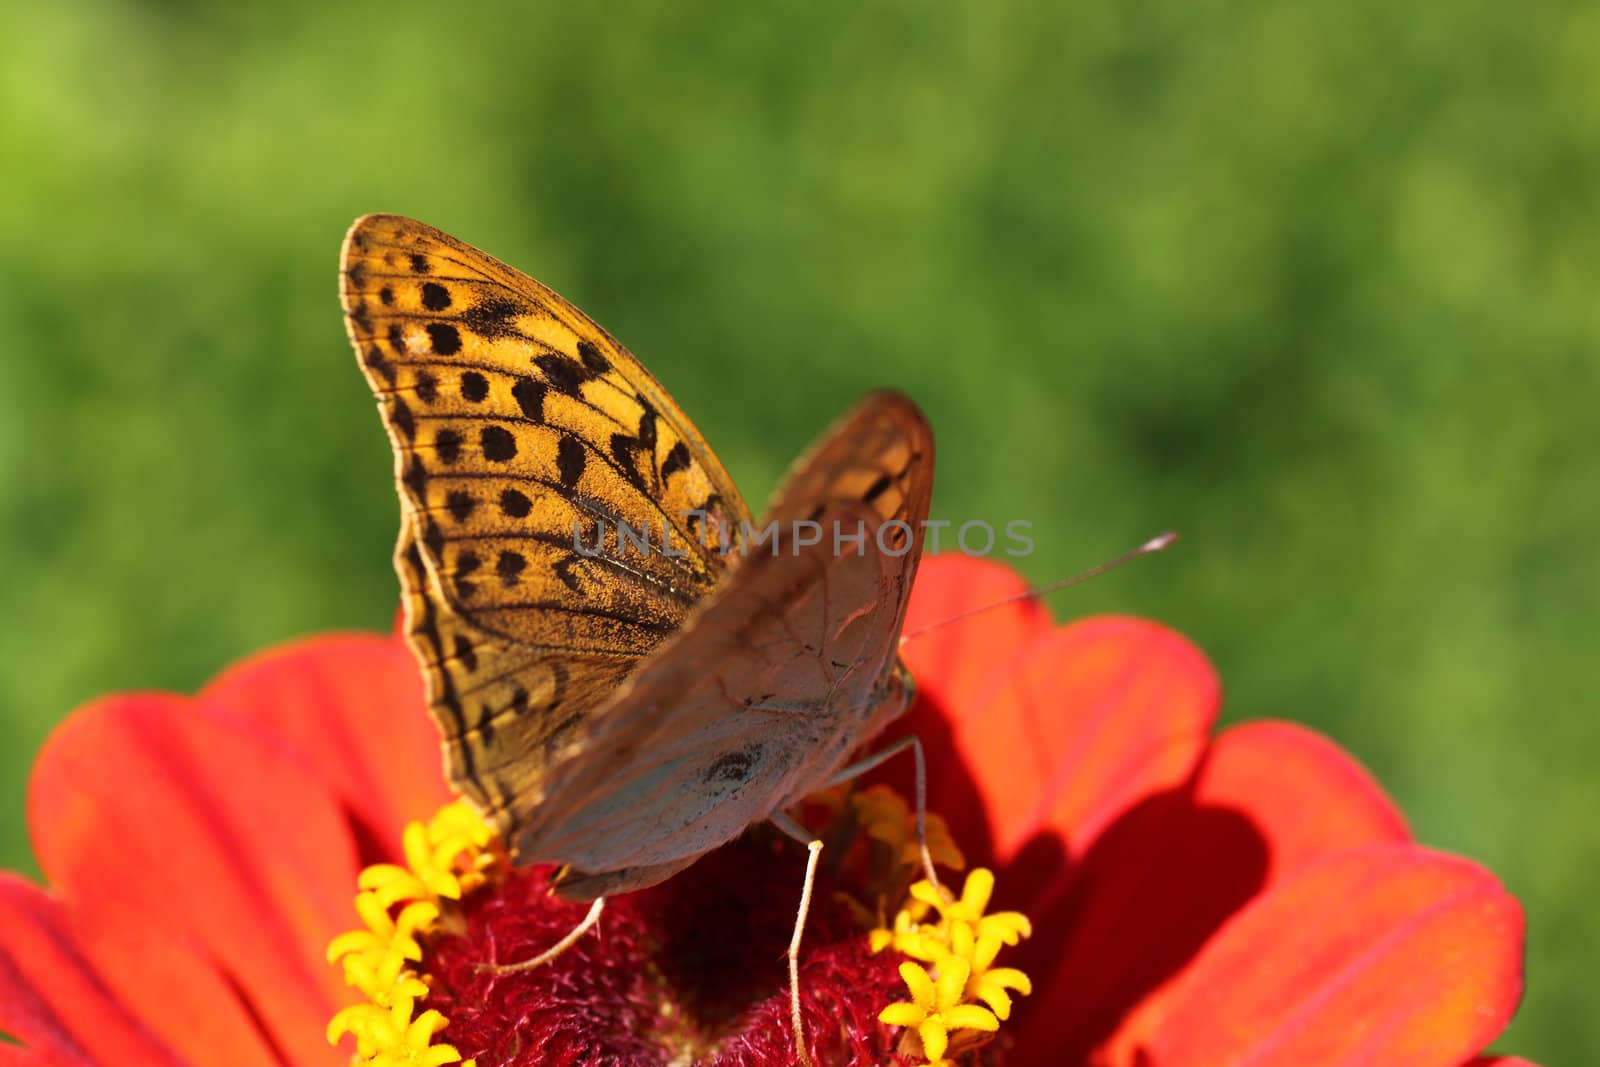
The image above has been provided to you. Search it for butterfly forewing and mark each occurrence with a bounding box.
[390,514,640,819]
[342,214,754,827]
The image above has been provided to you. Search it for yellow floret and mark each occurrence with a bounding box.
[874,867,1033,1066]
[879,958,1001,1063]
[325,801,498,1067]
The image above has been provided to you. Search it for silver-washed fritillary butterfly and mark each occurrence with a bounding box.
[340,216,935,912]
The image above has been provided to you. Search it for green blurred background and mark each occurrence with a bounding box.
[1,1,1593,1060]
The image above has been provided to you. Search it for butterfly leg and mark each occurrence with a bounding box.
[823,734,941,895]
[477,896,605,975]
[770,810,823,1067]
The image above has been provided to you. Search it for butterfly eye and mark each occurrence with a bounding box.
[881,661,917,720]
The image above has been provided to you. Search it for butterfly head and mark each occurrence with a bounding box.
[870,658,918,732]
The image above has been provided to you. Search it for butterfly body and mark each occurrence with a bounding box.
[341,215,933,900]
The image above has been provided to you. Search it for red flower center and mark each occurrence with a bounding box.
[430,835,906,1065]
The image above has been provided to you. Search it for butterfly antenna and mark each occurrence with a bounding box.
[900,531,1178,644]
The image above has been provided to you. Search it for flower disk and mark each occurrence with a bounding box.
[327,797,1013,1067]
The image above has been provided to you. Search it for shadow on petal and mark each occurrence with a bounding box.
[1008,784,1271,1064]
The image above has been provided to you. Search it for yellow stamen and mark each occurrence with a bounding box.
[873,866,1034,1065]
[326,800,496,1067]
[949,920,1033,1021]
[910,868,1032,946]
[879,959,1000,1063]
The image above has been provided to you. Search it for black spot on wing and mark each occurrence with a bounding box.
[420,282,452,311]
[577,340,610,374]
[436,428,463,464]
[704,746,762,795]
[500,488,532,518]
[414,371,438,403]
[553,555,584,594]
[660,441,691,481]
[403,457,427,495]
[446,490,475,523]
[636,401,658,452]
[463,297,523,339]
[452,633,478,673]
[460,371,489,402]
[610,433,649,491]
[455,550,481,600]
[557,435,586,488]
[496,551,526,586]
[536,353,591,397]
[511,376,546,421]
[410,252,430,273]
[401,539,423,572]
[364,345,395,387]
[427,323,462,356]
[390,400,416,441]
[422,522,444,559]
[481,426,517,462]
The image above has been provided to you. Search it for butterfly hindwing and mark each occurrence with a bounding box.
[342,214,755,829]
[762,388,935,537]
[512,392,936,897]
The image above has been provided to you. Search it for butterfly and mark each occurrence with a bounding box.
[339,215,935,906]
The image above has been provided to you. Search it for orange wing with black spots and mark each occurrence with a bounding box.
[340,214,752,828]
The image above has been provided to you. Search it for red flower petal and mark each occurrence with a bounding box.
[1141,845,1524,1067]
[912,616,1212,1065]
[1196,721,1412,878]
[0,1047,67,1067]
[901,554,1053,717]
[201,632,450,851]
[884,555,1057,854]
[1050,721,1416,1064]
[0,873,291,1067]
[970,616,1218,871]
[27,695,357,1066]
[0,874,183,1067]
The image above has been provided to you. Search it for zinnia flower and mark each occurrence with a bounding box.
[0,555,1537,1067]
